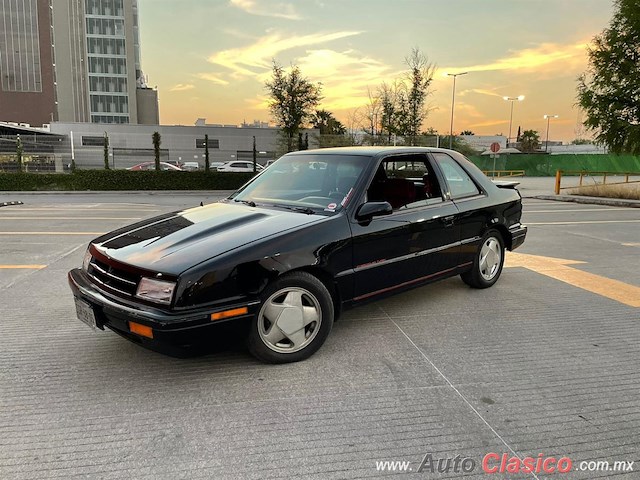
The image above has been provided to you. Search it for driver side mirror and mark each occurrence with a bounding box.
[356,201,393,222]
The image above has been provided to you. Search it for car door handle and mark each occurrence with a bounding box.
[439,215,455,227]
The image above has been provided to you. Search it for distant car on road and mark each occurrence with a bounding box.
[127,162,183,171]
[69,147,527,363]
[217,161,264,173]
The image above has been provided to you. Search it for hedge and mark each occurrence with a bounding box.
[0,170,256,192]
[3,154,640,191]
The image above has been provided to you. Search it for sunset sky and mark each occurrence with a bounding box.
[137,0,615,143]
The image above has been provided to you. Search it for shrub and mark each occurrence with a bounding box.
[0,170,255,191]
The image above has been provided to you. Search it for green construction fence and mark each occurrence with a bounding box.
[468,154,640,176]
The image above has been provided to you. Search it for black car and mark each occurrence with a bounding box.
[68,147,527,363]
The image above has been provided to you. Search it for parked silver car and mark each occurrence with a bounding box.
[217,161,265,172]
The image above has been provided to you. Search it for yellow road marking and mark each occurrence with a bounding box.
[0,265,46,269]
[506,252,640,308]
[0,232,105,235]
[0,217,140,220]
[528,220,640,225]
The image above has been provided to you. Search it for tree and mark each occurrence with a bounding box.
[252,135,257,173]
[520,130,540,152]
[378,81,402,143]
[311,109,346,135]
[103,133,110,170]
[460,130,475,135]
[265,61,322,152]
[577,0,640,154]
[372,48,435,143]
[152,131,161,170]
[204,134,210,172]
[16,135,23,173]
[399,47,435,140]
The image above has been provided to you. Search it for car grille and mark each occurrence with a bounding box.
[86,256,139,297]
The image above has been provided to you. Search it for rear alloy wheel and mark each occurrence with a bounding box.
[461,230,505,289]
[247,272,334,363]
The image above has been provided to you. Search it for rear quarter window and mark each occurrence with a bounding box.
[433,153,481,199]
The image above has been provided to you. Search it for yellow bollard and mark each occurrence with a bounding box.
[555,170,562,194]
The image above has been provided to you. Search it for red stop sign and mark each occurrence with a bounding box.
[490,142,501,153]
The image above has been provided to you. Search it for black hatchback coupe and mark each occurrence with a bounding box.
[69,147,527,363]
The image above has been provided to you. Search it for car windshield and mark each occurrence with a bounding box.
[229,154,369,212]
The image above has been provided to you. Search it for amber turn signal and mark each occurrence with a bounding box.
[211,307,248,321]
[129,321,153,339]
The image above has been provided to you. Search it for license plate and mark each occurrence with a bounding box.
[74,298,96,330]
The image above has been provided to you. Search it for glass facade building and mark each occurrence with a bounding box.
[0,0,43,93]
[85,0,130,123]
[1,0,156,126]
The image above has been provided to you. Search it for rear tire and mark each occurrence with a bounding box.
[461,229,505,289]
[247,272,334,363]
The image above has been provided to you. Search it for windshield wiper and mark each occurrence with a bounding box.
[272,204,316,215]
[234,199,256,207]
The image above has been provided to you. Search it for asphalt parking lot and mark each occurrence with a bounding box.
[1,189,639,479]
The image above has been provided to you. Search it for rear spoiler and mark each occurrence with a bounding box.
[492,180,520,189]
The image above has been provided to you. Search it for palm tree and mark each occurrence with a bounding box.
[520,130,540,152]
[152,132,161,170]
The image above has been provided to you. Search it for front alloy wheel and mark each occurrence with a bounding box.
[248,272,334,363]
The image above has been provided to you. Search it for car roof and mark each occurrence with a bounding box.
[284,146,457,158]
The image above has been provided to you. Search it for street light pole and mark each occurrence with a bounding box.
[543,114,559,152]
[447,72,468,149]
[503,95,524,147]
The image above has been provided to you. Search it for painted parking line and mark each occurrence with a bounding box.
[527,220,640,225]
[623,243,640,247]
[0,217,141,220]
[525,208,636,213]
[0,265,46,269]
[506,252,640,308]
[0,232,105,235]
[13,208,160,212]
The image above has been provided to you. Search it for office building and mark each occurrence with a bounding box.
[0,0,158,126]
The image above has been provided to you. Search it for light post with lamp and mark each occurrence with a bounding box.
[446,72,468,149]
[503,95,524,146]
[543,114,559,152]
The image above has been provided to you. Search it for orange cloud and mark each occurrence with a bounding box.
[170,83,195,92]
[196,73,230,86]
[207,31,362,78]
[442,40,591,76]
[229,0,301,20]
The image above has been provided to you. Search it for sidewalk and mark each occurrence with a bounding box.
[511,177,640,207]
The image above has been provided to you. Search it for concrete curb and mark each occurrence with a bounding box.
[534,194,640,208]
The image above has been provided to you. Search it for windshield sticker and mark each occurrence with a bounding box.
[341,188,354,207]
[325,202,337,212]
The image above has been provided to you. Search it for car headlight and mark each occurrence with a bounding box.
[135,277,176,305]
[82,248,92,271]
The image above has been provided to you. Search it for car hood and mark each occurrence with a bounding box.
[91,202,326,275]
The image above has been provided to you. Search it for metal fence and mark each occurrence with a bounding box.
[315,134,441,148]
[0,134,72,173]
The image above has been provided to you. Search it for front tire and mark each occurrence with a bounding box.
[247,272,334,363]
[461,230,505,289]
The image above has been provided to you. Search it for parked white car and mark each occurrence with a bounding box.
[181,161,200,171]
[216,161,264,172]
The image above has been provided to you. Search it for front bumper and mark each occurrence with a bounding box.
[68,268,258,356]
[508,223,527,251]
